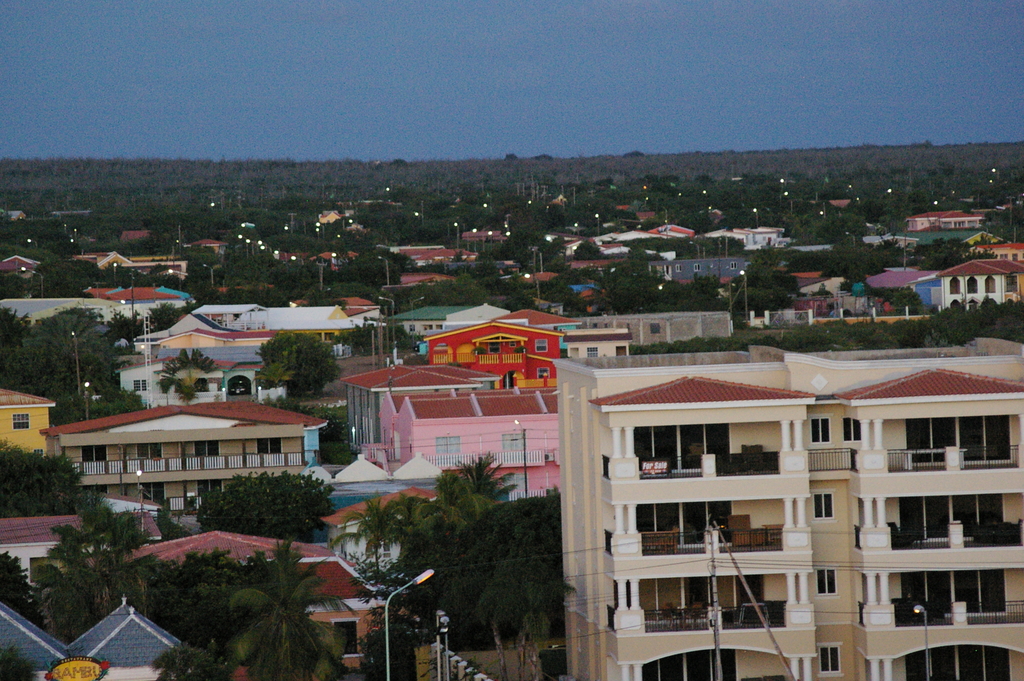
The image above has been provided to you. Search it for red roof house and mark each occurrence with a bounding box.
[426,321,564,389]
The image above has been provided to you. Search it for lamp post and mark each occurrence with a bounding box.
[136,469,144,529]
[83,381,91,420]
[913,603,931,680]
[435,610,450,681]
[514,419,527,498]
[739,270,749,320]
[385,568,434,681]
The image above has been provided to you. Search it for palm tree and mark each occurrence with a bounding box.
[158,349,217,404]
[0,645,34,681]
[456,454,516,500]
[256,361,293,390]
[35,502,154,640]
[229,542,345,681]
[329,496,400,568]
[415,472,493,536]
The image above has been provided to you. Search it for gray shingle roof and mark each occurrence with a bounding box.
[0,602,67,670]
[68,601,179,667]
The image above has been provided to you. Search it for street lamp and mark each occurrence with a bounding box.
[913,603,931,680]
[739,270,749,320]
[385,568,435,681]
[514,419,527,498]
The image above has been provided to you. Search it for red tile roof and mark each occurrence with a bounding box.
[837,369,1024,401]
[0,515,80,544]
[134,530,336,562]
[43,402,326,436]
[908,211,982,220]
[493,310,575,326]
[592,376,813,407]
[322,487,436,526]
[936,259,1024,277]
[341,365,498,391]
[189,239,228,246]
[398,389,558,419]
[312,560,361,599]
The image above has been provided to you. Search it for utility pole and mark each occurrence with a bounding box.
[709,524,723,681]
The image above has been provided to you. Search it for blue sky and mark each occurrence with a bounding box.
[2,0,1022,161]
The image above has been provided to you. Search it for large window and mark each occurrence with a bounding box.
[135,443,162,459]
[139,481,165,504]
[813,492,834,519]
[819,646,840,674]
[257,438,282,454]
[81,445,107,462]
[132,379,148,392]
[334,621,359,656]
[502,433,523,450]
[810,416,831,444]
[11,413,29,430]
[436,436,461,454]
[194,440,220,456]
[817,569,837,595]
[634,423,729,463]
[586,346,599,358]
[842,417,861,442]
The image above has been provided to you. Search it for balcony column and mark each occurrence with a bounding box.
[795,496,808,528]
[798,572,809,604]
[865,571,878,605]
[624,427,635,458]
[869,658,881,681]
[792,419,804,450]
[882,657,893,681]
[863,496,875,528]
[802,657,812,681]
[786,572,797,604]
[783,497,795,529]
[789,658,800,680]
[626,504,637,534]
[873,419,884,451]
[879,572,890,603]
[619,664,631,681]
[875,497,887,527]
[1018,414,1024,447]
[614,505,625,535]
[617,580,628,612]
[631,664,643,681]
[611,427,623,459]
[628,579,641,611]
[861,419,873,450]
[780,420,792,452]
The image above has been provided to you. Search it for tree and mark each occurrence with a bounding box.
[329,497,399,568]
[258,332,339,397]
[456,454,516,501]
[148,303,186,332]
[158,349,217,404]
[153,645,233,681]
[0,443,82,517]
[0,552,40,625]
[256,362,293,389]
[229,543,345,681]
[35,503,156,640]
[0,645,34,681]
[197,472,333,541]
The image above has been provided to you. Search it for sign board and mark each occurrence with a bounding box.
[46,656,110,680]
[640,459,670,477]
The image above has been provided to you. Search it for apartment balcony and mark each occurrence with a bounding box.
[856,445,1024,498]
[640,528,784,557]
[636,451,780,479]
[891,600,1024,627]
[75,452,305,476]
[643,602,786,633]
[429,351,526,365]
[887,445,1018,472]
[426,449,554,469]
[808,447,857,472]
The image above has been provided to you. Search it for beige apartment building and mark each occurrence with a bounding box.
[557,339,1024,681]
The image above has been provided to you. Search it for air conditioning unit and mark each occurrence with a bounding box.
[544,452,556,462]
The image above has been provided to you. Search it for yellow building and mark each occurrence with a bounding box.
[0,388,54,452]
[557,339,1024,681]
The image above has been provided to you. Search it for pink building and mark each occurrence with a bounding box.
[380,387,560,498]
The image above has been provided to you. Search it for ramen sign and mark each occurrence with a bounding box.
[45,656,111,680]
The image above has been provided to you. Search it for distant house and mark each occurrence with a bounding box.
[0,388,54,453]
[392,304,508,335]
[906,210,984,232]
[650,257,750,283]
[74,252,190,279]
[425,321,563,389]
[187,238,228,256]
[394,272,457,288]
[0,297,125,324]
[704,227,788,250]
[647,224,696,239]
[119,229,152,242]
[0,255,39,273]
[318,210,345,223]
[323,487,436,561]
[974,242,1024,262]
[118,346,275,407]
[563,328,631,359]
[7,210,26,220]
[792,271,844,296]
[936,259,1024,310]
[191,304,365,340]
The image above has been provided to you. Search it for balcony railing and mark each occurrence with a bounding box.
[724,527,784,552]
[639,456,702,479]
[962,445,1018,470]
[809,448,856,472]
[967,601,1024,625]
[890,525,950,550]
[887,448,945,472]
[643,602,786,633]
[715,451,779,476]
[75,452,304,476]
[427,449,551,469]
[641,530,706,556]
[453,352,525,364]
[894,601,953,627]
[964,521,1023,547]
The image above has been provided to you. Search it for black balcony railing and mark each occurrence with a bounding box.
[967,601,1024,625]
[645,607,710,632]
[965,521,1023,547]
[890,524,950,550]
[641,530,706,556]
[721,601,786,629]
[894,601,952,627]
[602,455,610,479]
[605,530,613,554]
[607,605,616,630]
[962,445,1018,470]
[854,525,861,549]
[887,448,946,472]
[809,448,856,472]
[715,451,779,476]
[724,527,784,552]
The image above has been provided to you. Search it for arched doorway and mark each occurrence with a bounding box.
[905,644,1010,681]
[642,650,735,681]
[227,375,252,396]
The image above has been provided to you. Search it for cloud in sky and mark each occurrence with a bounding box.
[2,0,1022,160]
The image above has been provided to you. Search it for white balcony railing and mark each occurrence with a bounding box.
[75,452,305,476]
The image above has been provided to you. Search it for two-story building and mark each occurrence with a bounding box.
[425,321,563,389]
[906,211,985,232]
[0,388,54,452]
[558,339,1024,681]
[42,402,326,512]
[937,259,1024,310]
